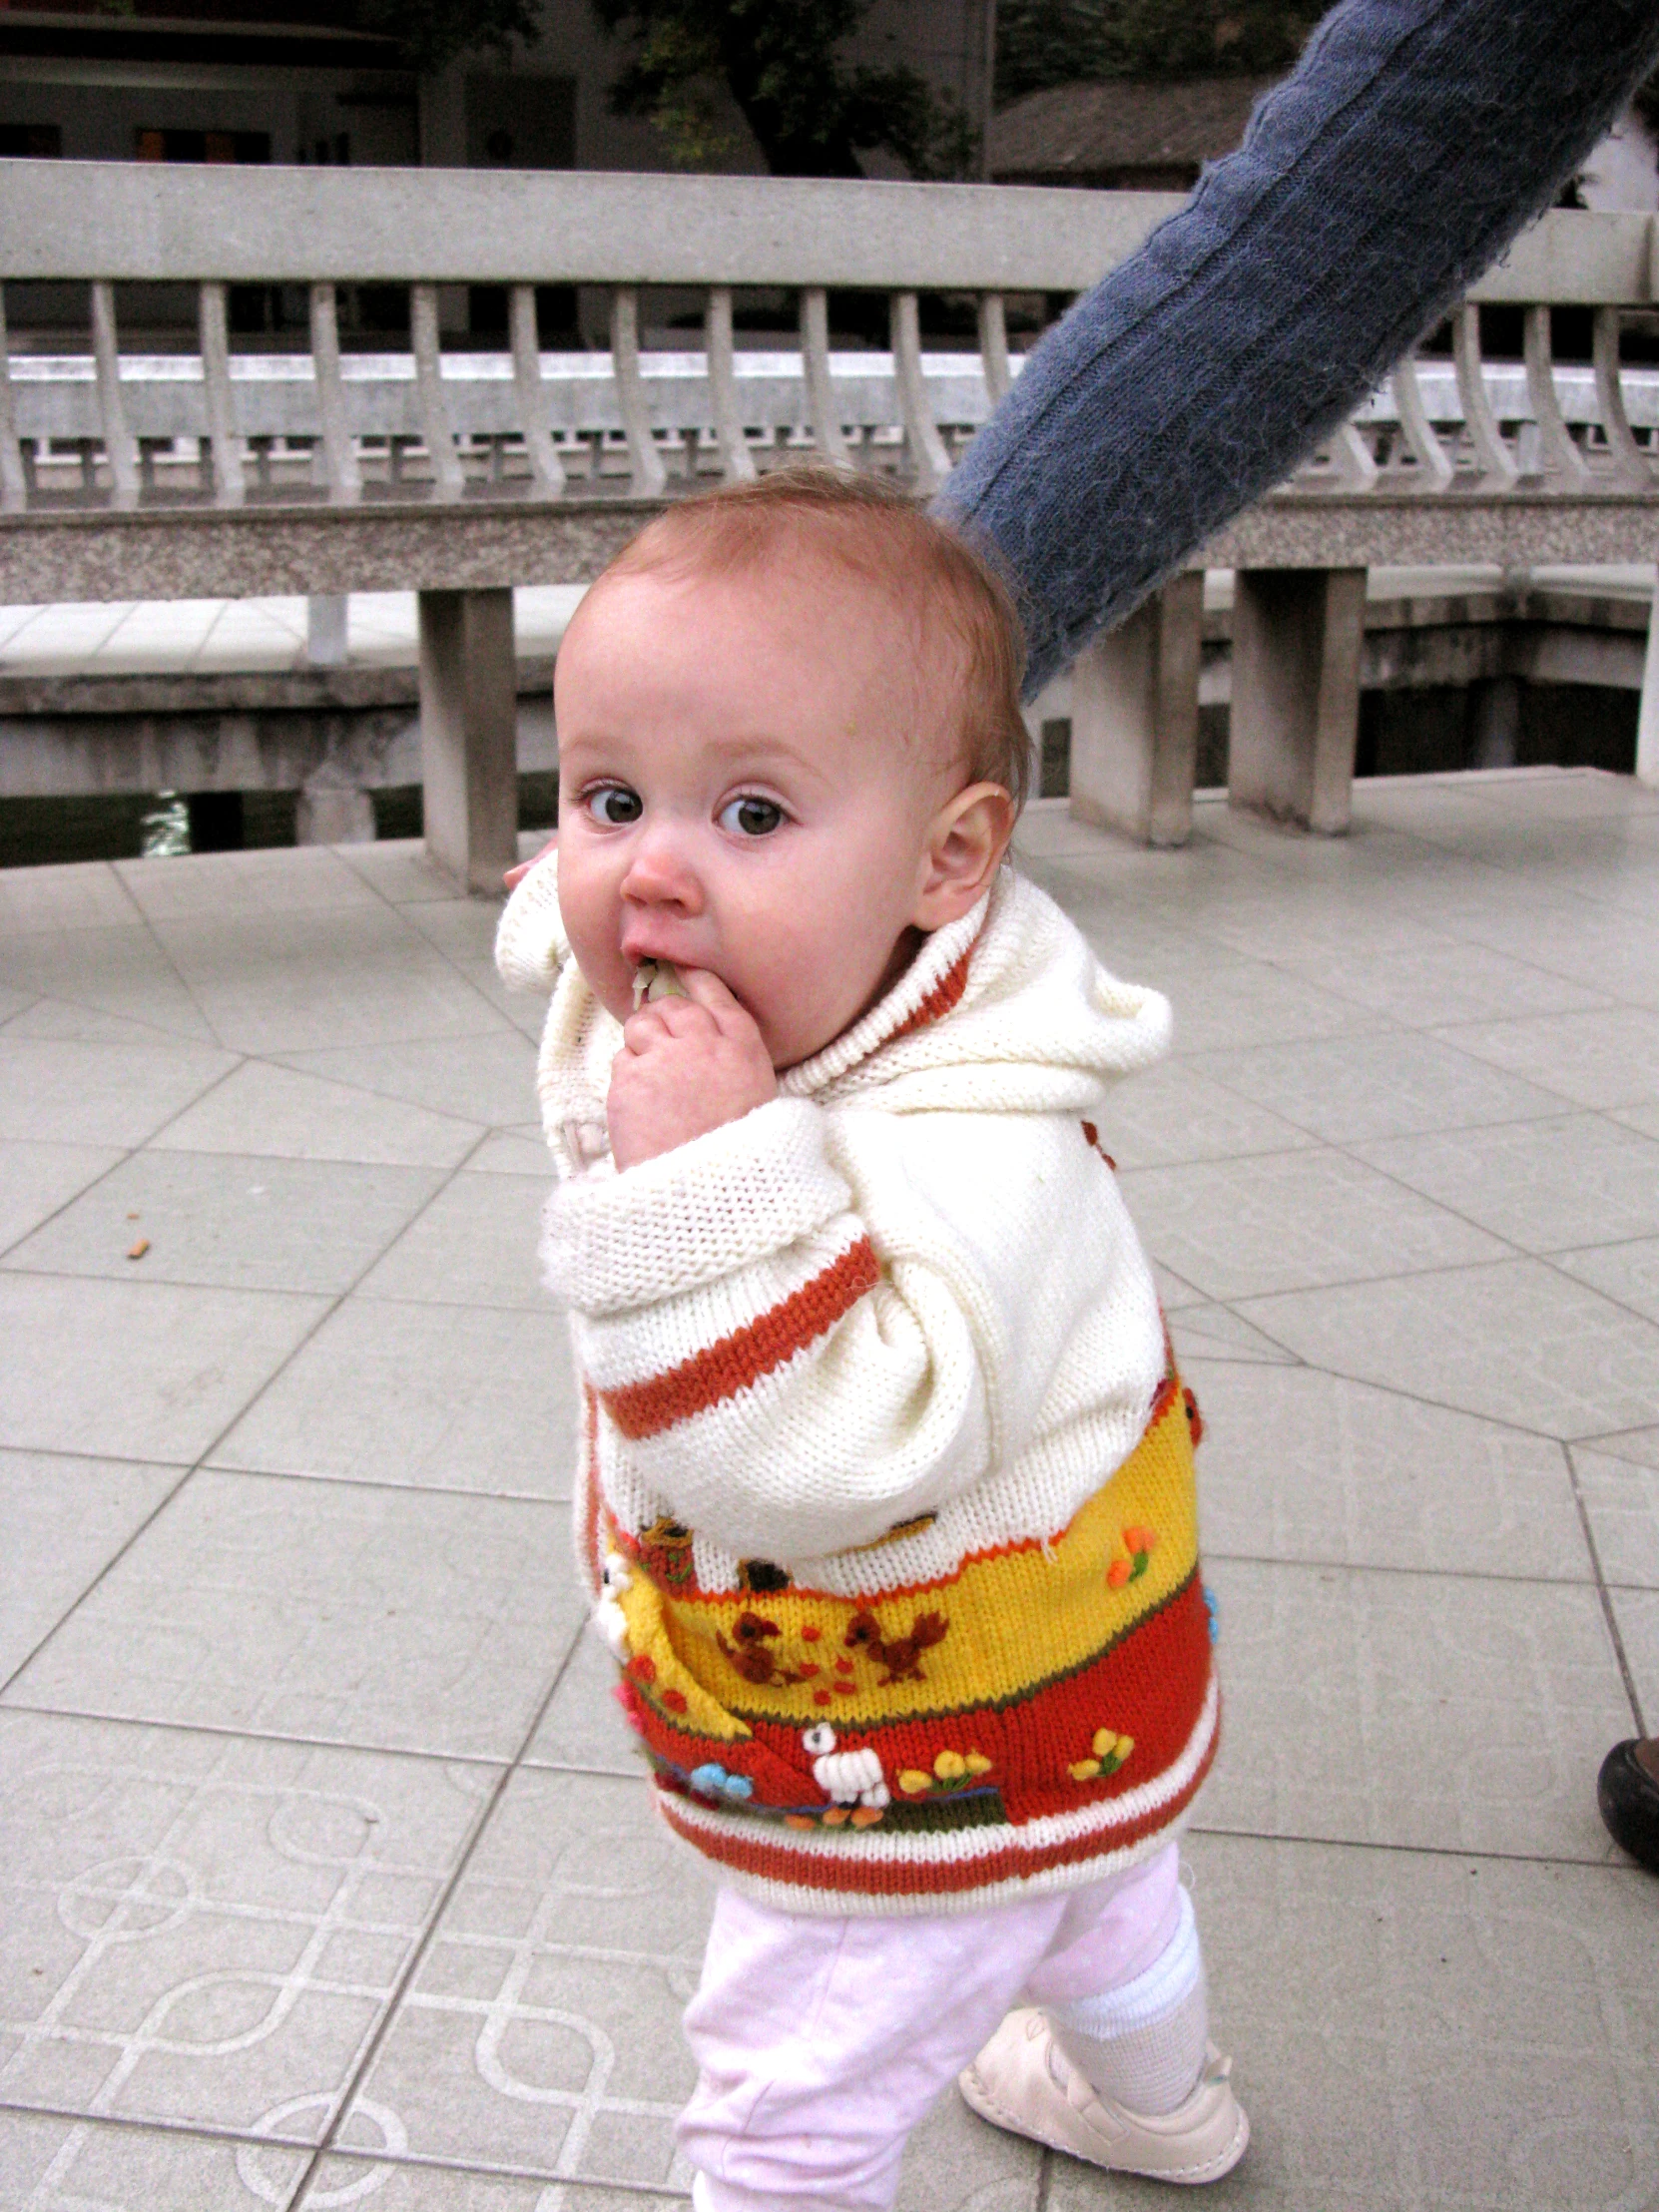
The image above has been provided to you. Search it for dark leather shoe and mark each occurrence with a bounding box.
[1597,1738,1659,1872]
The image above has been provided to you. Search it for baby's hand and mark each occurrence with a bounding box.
[608,969,778,1170]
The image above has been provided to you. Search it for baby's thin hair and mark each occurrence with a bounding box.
[600,465,1033,811]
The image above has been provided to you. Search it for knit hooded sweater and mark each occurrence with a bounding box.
[496,856,1218,1915]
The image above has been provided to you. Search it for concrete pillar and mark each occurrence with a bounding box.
[1068,572,1204,846]
[306,593,349,667]
[296,777,374,844]
[418,586,518,894]
[1229,568,1366,833]
[1637,564,1659,790]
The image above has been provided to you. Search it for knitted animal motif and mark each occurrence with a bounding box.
[804,1724,890,1811]
[718,1609,816,1688]
[843,1608,949,1686]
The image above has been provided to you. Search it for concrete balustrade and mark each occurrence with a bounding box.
[2,163,1656,884]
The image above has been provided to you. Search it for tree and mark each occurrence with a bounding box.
[590,0,978,179]
[352,0,542,75]
[994,0,1325,104]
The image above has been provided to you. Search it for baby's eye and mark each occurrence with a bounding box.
[585,785,643,827]
[719,795,785,837]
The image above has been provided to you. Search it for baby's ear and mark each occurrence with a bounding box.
[912,783,1014,933]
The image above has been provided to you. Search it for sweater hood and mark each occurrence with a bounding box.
[495,855,1170,1167]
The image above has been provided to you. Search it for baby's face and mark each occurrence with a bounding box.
[554,557,960,1070]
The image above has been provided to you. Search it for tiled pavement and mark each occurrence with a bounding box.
[2,767,1657,2211]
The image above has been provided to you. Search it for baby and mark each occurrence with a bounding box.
[496,467,1244,2209]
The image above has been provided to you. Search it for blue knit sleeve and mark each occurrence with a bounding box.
[939,0,1659,694]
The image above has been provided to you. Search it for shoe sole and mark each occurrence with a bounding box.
[958,2059,1250,2185]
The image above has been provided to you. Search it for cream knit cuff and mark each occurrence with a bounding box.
[494,851,567,993]
[542,1096,852,1316]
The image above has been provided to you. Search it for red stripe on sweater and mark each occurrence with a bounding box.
[887,945,972,1043]
[601,1237,881,1442]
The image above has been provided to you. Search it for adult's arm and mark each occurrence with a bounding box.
[939,0,1659,694]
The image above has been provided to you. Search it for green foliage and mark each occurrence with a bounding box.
[994,0,1324,103]
[591,0,978,178]
[352,0,542,75]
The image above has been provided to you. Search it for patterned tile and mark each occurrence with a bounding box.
[0,1712,490,2140]
[0,1275,327,1462]
[1433,1005,1659,1111]
[0,1139,124,1253]
[1121,1149,1504,1303]
[1188,1366,1587,1580]
[1190,1029,1566,1144]
[214,1299,577,1498]
[5,1472,580,1759]
[277,1033,541,1131]
[151,1062,481,1170]
[1239,1260,1659,1440]
[344,1769,705,2187]
[1554,1237,1659,1328]
[1356,1117,1659,1255]
[0,1032,237,1147]
[1201,1558,1628,1860]
[0,1449,184,1682]
[1572,1448,1659,1590]
[356,1174,553,1313]
[1,2111,308,2212]
[5,1151,446,1297]
[1043,1833,1659,2212]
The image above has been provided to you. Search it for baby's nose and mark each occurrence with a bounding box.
[621,826,704,911]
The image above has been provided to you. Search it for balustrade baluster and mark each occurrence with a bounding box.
[0,287,26,513]
[308,284,361,503]
[609,285,667,497]
[1452,304,1518,488]
[90,281,140,509]
[705,286,757,483]
[1328,420,1380,489]
[1522,304,1591,485]
[198,280,246,508]
[510,283,565,497]
[410,284,464,501]
[1592,305,1651,487]
[1389,352,1454,489]
[799,287,852,470]
[977,292,1011,405]
[890,290,950,493]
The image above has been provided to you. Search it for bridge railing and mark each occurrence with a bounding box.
[2,162,1656,881]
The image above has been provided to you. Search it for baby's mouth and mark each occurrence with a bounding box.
[631,957,690,1011]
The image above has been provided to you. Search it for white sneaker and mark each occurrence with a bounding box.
[958,2007,1249,2185]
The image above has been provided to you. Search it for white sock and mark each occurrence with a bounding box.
[1047,1886,1209,2116]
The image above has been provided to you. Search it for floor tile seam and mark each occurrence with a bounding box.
[338,1122,536,1299]
[163,1118,502,1465]
[308,2143,691,2199]
[298,1610,593,2190]
[0,2097,320,2155]
[1178,1053,1603,1148]
[1531,1245,1659,1341]
[0,1153,483,1691]
[0,1697,517,1767]
[266,1044,532,1116]
[0,1457,201,1702]
[1191,1314,1628,1451]
[1185,1820,1631,1873]
[1559,1443,1649,1739]
[223,1042,495,1140]
[0,991,45,1033]
[119,862,238,1052]
[0,1258,342,1301]
[1110,1135,1321,1172]
[1306,1131,1595,1267]
[0,1440,193,1474]
[1202,1547,1599,1593]
[198,1458,572,1507]
[0,1140,141,1265]
[1171,1242,1530,1309]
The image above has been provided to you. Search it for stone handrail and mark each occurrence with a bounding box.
[2,162,1657,878]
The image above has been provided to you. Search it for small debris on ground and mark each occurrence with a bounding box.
[127,1238,150,1261]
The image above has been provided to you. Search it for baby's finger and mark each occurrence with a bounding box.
[676,966,762,1037]
[621,998,716,1050]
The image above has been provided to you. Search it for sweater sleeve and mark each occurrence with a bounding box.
[493,847,567,993]
[940,0,1659,694]
[543,1096,1163,1562]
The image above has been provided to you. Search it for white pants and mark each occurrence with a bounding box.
[679,1841,1192,2212]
